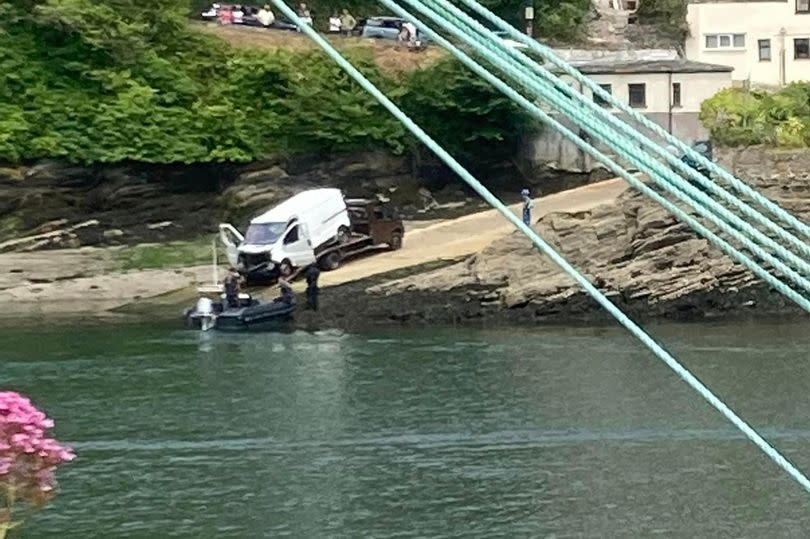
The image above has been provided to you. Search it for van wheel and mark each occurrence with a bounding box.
[389,232,403,251]
[319,251,341,271]
[278,259,293,277]
[337,226,351,244]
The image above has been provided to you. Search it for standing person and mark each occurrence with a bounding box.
[276,279,295,306]
[402,21,418,48]
[232,4,244,24]
[328,12,341,33]
[304,265,321,311]
[218,5,233,25]
[339,8,356,36]
[297,2,312,28]
[257,4,275,27]
[223,267,242,308]
[521,188,534,226]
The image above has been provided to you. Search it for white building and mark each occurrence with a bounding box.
[524,59,733,172]
[685,0,810,87]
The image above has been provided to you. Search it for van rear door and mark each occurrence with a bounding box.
[218,223,244,267]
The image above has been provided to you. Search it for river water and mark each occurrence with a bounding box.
[3,319,810,537]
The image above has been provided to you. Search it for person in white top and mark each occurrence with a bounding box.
[328,12,341,33]
[232,5,244,24]
[297,2,312,28]
[257,5,275,26]
[402,21,418,47]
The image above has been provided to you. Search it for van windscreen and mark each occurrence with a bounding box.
[244,222,285,244]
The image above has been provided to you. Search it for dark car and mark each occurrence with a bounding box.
[681,140,713,179]
[345,199,404,250]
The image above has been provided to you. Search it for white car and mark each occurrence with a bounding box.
[493,30,529,50]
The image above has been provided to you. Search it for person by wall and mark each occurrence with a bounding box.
[223,267,242,308]
[297,3,312,28]
[339,9,356,37]
[257,5,275,27]
[521,188,534,226]
[305,265,321,311]
[329,12,341,33]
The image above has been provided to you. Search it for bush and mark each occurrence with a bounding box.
[700,84,810,147]
[0,0,534,165]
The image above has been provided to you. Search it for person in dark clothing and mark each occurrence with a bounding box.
[521,188,534,226]
[304,265,320,311]
[276,279,295,306]
[223,267,241,308]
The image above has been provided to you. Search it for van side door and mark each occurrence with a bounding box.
[281,223,316,268]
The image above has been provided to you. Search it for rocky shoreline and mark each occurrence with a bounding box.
[2,146,808,328]
[319,190,801,329]
[305,147,810,329]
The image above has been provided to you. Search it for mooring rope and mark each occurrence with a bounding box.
[382,0,810,310]
[269,0,810,492]
[406,0,810,287]
[458,0,810,242]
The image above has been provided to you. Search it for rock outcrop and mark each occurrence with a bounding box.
[345,150,810,325]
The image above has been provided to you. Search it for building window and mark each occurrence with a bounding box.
[628,83,646,108]
[672,82,682,108]
[704,33,746,49]
[798,0,810,13]
[759,39,772,61]
[795,38,810,59]
[593,83,612,107]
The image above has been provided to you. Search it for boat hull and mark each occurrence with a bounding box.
[185,300,295,332]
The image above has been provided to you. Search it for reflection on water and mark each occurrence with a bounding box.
[2,319,810,537]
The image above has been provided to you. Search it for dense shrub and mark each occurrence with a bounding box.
[0,0,534,165]
[635,0,688,43]
[700,84,810,147]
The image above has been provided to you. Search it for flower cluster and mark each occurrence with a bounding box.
[0,392,75,505]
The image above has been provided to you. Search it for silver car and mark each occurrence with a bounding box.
[361,16,429,42]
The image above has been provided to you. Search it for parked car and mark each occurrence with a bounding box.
[361,16,430,42]
[492,30,528,49]
[201,3,220,20]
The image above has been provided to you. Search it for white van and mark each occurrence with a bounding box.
[219,188,351,276]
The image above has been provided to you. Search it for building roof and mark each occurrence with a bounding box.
[569,59,734,75]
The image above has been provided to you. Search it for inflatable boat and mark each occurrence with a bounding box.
[184,294,295,332]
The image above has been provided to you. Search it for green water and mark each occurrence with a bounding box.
[2,319,810,537]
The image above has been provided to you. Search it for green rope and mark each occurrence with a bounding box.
[382,2,810,310]
[448,0,810,264]
[458,0,810,242]
[268,0,810,493]
[413,0,810,289]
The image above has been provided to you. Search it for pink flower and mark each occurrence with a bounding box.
[0,391,75,504]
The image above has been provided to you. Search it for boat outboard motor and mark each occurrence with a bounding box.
[196,296,217,331]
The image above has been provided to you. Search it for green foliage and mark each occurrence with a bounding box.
[400,58,532,162]
[636,0,688,41]
[0,0,534,165]
[700,84,810,147]
[115,238,219,270]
